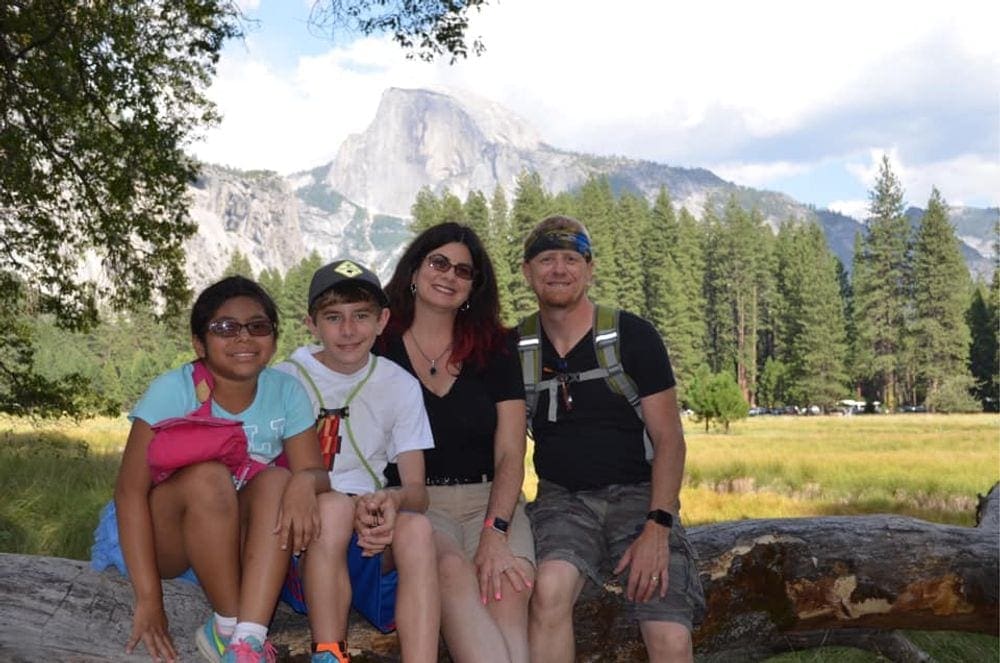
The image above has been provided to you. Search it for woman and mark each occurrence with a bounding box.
[379,222,534,663]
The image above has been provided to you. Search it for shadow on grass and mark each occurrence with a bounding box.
[1,432,118,560]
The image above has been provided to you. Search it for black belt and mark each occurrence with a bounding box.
[426,473,492,486]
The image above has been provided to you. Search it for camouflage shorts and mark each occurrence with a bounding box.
[526,480,706,629]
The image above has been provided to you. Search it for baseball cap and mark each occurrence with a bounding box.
[308,259,389,309]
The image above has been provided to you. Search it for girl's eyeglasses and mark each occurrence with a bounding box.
[426,253,476,281]
[207,319,276,338]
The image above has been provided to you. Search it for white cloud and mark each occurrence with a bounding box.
[846,149,1000,210]
[709,161,811,189]
[828,200,869,221]
[189,0,1000,207]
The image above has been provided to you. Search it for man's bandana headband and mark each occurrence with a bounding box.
[524,231,593,262]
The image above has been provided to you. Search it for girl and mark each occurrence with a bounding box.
[379,223,535,662]
[112,276,329,663]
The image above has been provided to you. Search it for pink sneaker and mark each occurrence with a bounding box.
[221,636,277,663]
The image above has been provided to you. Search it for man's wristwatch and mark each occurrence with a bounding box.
[484,515,510,535]
[646,509,674,528]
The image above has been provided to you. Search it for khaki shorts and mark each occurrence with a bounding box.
[527,479,706,629]
[426,481,536,564]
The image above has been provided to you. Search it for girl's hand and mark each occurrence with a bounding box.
[126,597,177,663]
[274,472,321,552]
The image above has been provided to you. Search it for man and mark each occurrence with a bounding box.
[520,215,705,662]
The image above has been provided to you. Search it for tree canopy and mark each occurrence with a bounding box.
[309,0,489,63]
[1,0,240,414]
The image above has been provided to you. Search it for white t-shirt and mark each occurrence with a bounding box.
[275,346,434,495]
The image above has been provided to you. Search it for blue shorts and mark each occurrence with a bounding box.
[280,533,398,633]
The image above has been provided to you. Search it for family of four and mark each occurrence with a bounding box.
[104,215,706,663]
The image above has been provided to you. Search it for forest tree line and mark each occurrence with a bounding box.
[22,158,999,417]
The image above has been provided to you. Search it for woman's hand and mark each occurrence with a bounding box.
[274,471,321,553]
[126,597,177,663]
[474,529,531,603]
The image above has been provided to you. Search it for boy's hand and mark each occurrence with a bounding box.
[274,472,321,553]
[127,597,177,663]
[355,490,396,556]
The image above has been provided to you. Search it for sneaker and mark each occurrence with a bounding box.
[311,641,351,663]
[195,618,230,663]
[222,636,277,663]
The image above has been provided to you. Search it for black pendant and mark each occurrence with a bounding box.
[430,365,438,376]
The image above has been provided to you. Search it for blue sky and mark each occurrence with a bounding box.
[191,0,1000,221]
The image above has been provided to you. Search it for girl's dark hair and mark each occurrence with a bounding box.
[383,222,505,370]
[190,275,280,343]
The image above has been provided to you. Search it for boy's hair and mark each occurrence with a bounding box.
[309,282,382,318]
[190,275,280,343]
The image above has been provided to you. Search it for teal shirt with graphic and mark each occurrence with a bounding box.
[130,363,314,463]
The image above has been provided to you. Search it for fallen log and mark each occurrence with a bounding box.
[1,484,996,661]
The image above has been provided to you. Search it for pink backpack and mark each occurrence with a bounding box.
[147,361,266,488]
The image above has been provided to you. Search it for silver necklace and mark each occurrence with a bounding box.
[408,331,451,376]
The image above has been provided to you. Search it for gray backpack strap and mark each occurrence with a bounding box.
[592,306,653,461]
[517,313,543,429]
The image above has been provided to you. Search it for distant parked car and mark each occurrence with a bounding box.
[748,406,767,416]
[900,404,927,413]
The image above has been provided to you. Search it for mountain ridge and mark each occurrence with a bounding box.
[181,87,996,288]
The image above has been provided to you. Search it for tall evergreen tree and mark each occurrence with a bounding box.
[487,186,517,324]
[911,188,973,408]
[576,176,618,304]
[610,191,648,315]
[643,192,707,392]
[775,221,849,408]
[967,283,998,410]
[703,197,771,403]
[851,156,911,411]
[222,250,254,278]
[508,171,553,319]
[410,186,443,233]
[463,190,491,241]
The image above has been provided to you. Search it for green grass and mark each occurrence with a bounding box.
[2,413,997,661]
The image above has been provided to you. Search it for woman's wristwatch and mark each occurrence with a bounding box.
[484,515,510,534]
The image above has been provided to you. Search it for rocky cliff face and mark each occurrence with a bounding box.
[178,87,993,291]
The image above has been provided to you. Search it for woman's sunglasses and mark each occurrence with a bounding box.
[207,319,276,338]
[426,253,476,281]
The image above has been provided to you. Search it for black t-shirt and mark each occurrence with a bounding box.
[529,310,676,491]
[378,330,524,482]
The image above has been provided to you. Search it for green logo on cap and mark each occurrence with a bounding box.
[335,261,363,278]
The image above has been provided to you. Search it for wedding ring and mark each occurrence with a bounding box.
[650,574,659,582]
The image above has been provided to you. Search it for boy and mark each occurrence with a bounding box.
[275,259,440,663]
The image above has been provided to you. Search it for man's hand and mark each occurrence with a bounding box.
[355,490,397,556]
[126,597,177,663]
[613,521,669,602]
[274,471,321,553]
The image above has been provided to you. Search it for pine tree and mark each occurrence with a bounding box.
[851,156,911,411]
[967,283,998,410]
[508,171,553,319]
[463,190,491,240]
[704,197,771,403]
[644,193,707,394]
[487,186,517,325]
[911,188,973,408]
[410,187,443,233]
[222,250,254,278]
[775,221,849,409]
[610,191,648,315]
[576,176,617,304]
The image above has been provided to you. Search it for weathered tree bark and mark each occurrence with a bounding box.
[1,484,996,662]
